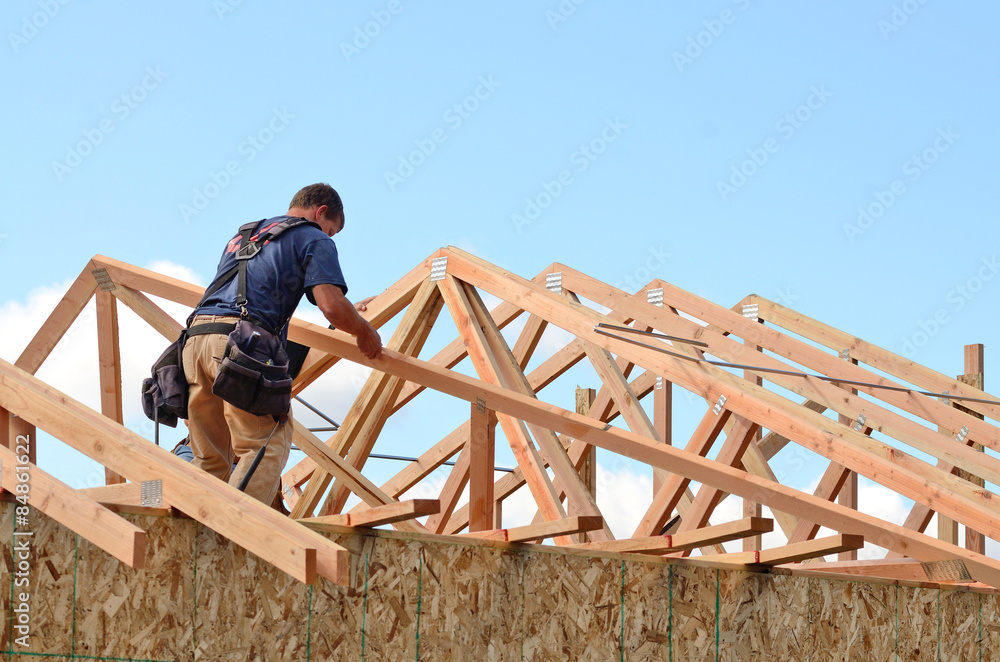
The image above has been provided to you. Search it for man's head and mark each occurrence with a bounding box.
[288,183,345,236]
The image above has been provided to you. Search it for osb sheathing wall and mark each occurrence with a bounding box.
[1,505,996,661]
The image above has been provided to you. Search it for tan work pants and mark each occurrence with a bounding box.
[182,314,292,507]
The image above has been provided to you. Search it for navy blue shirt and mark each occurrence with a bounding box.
[195,216,348,335]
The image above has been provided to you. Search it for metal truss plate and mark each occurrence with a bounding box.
[91,268,117,291]
[545,272,562,294]
[853,413,867,432]
[140,479,163,507]
[712,394,727,415]
[646,288,663,307]
[742,303,759,321]
[430,257,448,281]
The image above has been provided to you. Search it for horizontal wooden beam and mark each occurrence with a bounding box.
[0,445,146,568]
[699,534,865,566]
[570,517,774,555]
[460,515,605,543]
[299,499,440,530]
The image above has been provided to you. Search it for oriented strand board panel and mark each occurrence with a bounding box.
[4,504,999,661]
[522,551,621,660]
[193,523,311,661]
[74,515,195,661]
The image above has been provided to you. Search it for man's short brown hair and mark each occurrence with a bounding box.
[289,183,345,227]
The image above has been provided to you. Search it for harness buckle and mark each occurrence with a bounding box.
[235,243,261,261]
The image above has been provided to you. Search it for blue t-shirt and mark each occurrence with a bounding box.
[194,216,348,334]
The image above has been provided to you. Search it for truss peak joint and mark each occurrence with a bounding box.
[646,288,663,307]
[545,272,562,294]
[139,479,162,507]
[430,256,448,281]
[91,268,117,292]
[712,394,727,416]
[742,303,759,321]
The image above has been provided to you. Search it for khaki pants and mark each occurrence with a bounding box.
[182,314,292,506]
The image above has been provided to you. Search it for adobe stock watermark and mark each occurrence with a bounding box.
[11,431,35,648]
[716,85,833,201]
[900,255,998,358]
[878,0,931,40]
[545,0,586,30]
[213,0,244,20]
[340,0,404,63]
[672,0,753,73]
[179,108,294,223]
[51,66,168,182]
[8,0,72,54]
[842,127,958,244]
[384,76,501,192]
[511,117,626,233]
[613,246,671,293]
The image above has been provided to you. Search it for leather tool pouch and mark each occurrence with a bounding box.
[141,330,188,427]
[212,319,292,417]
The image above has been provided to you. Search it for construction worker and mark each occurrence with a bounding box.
[182,183,382,510]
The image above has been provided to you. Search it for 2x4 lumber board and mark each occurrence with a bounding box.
[0,444,146,568]
[561,268,1000,489]
[436,275,569,534]
[468,403,497,532]
[96,290,126,485]
[0,358,344,585]
[7,413,36,465]
[16,261,99,374]
[293,258,431,394]
[753,295,1000,424]
[322,282,444,516]
[460,515,605,543]
[286,318,1000,588]
[460,279,610,542]
[110,285,184,340]
[576,387,597,499]
[782,558,931,582]
[960,345,986,555]
[425,444,472,533]
[756,399,827,457]
[653,371,672,493]
[571,517,774,555]
[299,499,440,529]
[511,314,548,370]
[699,534,865,567]
[743,329,764,552]
[634,406,733,538]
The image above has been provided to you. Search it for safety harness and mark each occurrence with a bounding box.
[186,216,321,339]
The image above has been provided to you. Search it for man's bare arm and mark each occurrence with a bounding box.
[311,284,383,359]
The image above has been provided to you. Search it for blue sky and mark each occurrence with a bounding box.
[2,1,998,546]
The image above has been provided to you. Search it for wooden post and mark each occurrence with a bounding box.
[838,355,859,561]
[576,387,597,496]
[468,401,497,532]
[653,376,672,494]
[959,343,985,554]
[96,290,126,484]
[743,319,763,552]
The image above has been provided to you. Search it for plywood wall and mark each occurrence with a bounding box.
[1,504,995,661]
